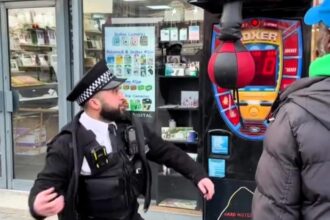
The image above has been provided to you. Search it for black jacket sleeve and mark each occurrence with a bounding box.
[28,134,73,219]
[143,125,207,185]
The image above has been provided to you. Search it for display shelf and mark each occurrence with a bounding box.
[181,42,203,52]
[11,70,26,74]
[85,48,102,52]
[19,107,58,113]
[158,105,199,111]
[18,44,54,52]
[163,139,198,145]
[158,75,198,79]
[156,45,201,208]
[12,82,57,89]
[18,66,50,72]
[12,83,43,88]
[19,94,57,102]
[85,29,102,35]
[10,48,23,52]
[84,64,94,69]
[18,99,58,109]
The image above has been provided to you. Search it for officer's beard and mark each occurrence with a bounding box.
[100,104,126,122]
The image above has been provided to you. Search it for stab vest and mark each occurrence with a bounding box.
[77,121,148,220]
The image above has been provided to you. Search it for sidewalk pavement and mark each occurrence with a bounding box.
[0,189,202,220]
[0,189,56,220]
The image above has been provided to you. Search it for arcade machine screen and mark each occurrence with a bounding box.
[248,50,277,87]
[211,18,304,141]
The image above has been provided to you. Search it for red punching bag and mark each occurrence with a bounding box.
[208,1,255,89]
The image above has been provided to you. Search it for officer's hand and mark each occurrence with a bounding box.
[197,178,215,200]
[33,187,65,217]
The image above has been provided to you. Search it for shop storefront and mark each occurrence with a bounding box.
[0,0,207,215]
[0,0,323,218]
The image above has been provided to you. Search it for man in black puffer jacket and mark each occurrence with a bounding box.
[252,1,330,219]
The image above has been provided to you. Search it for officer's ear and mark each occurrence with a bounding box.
[87,96,102,111]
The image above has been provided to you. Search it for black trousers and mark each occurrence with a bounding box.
[82,212,143,220]
[80,201,144,220]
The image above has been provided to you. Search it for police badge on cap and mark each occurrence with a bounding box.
[67,59,127,106]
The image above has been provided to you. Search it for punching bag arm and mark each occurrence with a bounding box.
[218,1,243,41]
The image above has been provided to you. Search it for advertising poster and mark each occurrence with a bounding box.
[104,26,156,114]
[188,25,200,41]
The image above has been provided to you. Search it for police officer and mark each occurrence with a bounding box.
[28,59,214,220]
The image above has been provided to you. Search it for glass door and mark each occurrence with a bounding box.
[1,0,70,190]
[8,6,58,181]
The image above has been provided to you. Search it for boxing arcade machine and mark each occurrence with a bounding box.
[212,17,305,140]
[188,0,312,219]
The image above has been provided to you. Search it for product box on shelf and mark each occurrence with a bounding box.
[165,63,185,76]
[181,91,199,107]
[18,30,33,45]
[185,61,199,76]
[45,28,56,46]
[35,29,45,45]
[161,127,193,141]
[14,126,47,156]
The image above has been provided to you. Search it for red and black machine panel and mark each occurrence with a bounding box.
[188,0,312,219]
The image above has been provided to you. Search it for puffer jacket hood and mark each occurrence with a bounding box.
[279,76,330,130]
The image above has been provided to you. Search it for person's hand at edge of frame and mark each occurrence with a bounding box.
[197,178,215,201]
[33,187,65,217]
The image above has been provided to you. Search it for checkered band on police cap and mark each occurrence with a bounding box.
[76,69,114,105]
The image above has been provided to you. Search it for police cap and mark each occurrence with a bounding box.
[67,59,126,106]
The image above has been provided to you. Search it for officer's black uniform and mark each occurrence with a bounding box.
[28,60,208,220]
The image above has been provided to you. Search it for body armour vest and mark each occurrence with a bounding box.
[78,123,146,220]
